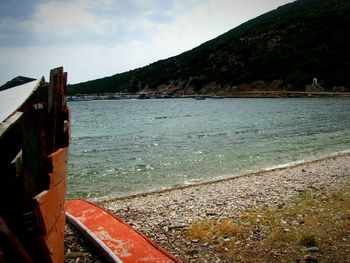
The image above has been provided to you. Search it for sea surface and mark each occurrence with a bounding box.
[68,98,350,200]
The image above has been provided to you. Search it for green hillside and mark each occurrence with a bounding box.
[69,0,350,95]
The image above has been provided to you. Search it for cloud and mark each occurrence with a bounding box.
[0,41,172,84]
[0,0,37,21]
[0,0,293,85]
[18,0,181,46]
[131,0,293,56]
[27,0,106,36]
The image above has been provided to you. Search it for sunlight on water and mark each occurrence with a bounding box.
[68,98,350,200]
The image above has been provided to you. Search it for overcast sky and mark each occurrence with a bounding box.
[0,0,292,85]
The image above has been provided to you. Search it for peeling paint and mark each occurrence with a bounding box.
[66,200,181,263]
[95,226,132,257]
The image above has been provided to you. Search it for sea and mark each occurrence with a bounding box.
[68,98,350,200]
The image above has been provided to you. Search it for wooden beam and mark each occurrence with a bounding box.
[0,216,33,263]
[0,111,22,139]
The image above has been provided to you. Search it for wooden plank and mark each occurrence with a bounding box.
[0,79,42,124]
[0,216,33,263]
[48,67,65,152]
[10,150,23,177]
[0,111,22,139]
[21,106,48,200]
[44,213,65,263]
[47,147,68,188]
[33,177,66,235]
[66,200,182,263]
[0,112,23,170]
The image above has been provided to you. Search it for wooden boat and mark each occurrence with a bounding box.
[66,200,182,263]
[0,67,70,262]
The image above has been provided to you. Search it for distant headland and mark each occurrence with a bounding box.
[67,0,350,97]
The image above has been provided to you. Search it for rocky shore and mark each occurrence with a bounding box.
[64,151,350,262]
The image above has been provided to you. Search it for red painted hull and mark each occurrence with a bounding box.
[66,200,182,263]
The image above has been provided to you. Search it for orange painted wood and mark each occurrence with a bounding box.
[33,176,66,235]
[47,147,68,187]
[66,200,182,263]
[44,212,65,263]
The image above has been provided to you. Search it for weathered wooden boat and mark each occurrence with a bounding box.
[0,67,70,262]
[66,200,182,263]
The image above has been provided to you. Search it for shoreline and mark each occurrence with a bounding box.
[98,149,350,205]
[68,92,350,101]
[100,150,350,262]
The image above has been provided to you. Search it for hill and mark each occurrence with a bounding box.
[0,76,36,91]
[69,0,350,95]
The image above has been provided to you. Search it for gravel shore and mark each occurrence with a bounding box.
[65,151,350,262]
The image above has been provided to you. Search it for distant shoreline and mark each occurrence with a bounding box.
[221,91,350,98]
[68,91,350,101]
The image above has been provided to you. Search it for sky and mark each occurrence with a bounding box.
[0,0,292,85]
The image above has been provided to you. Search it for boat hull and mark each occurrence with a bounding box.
[0,67,69,263]
[66,199,182,263]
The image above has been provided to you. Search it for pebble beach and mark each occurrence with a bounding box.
[64,151,350,262]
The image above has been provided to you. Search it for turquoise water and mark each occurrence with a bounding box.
[68,98,350,200]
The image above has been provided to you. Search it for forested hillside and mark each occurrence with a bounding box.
[69,0,350,95]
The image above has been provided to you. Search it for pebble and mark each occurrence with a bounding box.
[302,254,319,263]
[206,212,218,216]
[303,247,320,252]
[65,252,90,259]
